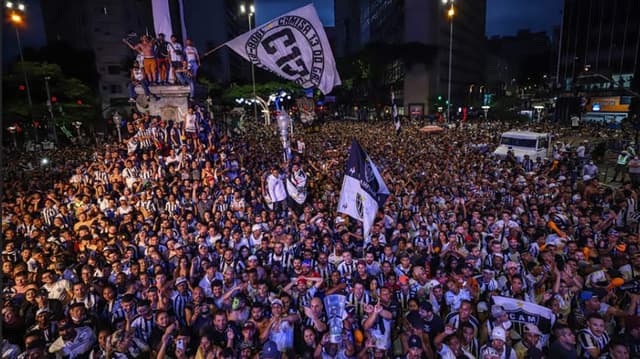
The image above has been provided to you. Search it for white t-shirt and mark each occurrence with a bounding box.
[43,279,71,302]
[169,42,183,62]
[267,174,287,202]
[184,46,198,62]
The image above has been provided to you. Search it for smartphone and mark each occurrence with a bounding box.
[176,339,185,351]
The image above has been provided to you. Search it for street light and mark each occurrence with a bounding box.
[533,105,544,123]
[7,126,18,148]
[444,0,455,123]
[72,121,82,138]
[6,1,34,131]
[112,112,122,143]
[240,3,258,123]
[481,105,490,119]
[44,76,58,145]
[206,96,213,117]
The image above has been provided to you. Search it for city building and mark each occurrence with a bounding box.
[41,0,245,112]
[41,0,153,112]
[335,0,487,117]
[486,30,554,96]
[558,0,640,91]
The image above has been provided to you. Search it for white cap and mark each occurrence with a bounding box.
[491,326,506,342]
[251,224,262,232]
[583,174,592,181]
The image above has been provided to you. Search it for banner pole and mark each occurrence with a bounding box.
[203,43,227,58]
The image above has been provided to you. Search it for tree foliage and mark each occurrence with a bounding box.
[335,42,438,105]
[2,61,97,129]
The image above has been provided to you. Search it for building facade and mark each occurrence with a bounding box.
[558,0,640,91]
[41,0,245,111]
[335,0,486,116]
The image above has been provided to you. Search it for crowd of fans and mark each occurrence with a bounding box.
[2,111,640,359]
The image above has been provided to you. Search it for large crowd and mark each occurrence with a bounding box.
[2,109,640,359]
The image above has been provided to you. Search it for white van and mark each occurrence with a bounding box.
[493,130,551,162]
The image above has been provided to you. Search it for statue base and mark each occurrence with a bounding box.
[134,85,190,122]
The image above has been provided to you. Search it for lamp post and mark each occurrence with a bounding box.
[240,3,258,123]
[481,105,490,119]
[112,112,122,143]
[72,121,82,138]
[206,96,213,117]
[44,76,59,145]
[7,126,18,148]
[6,2,33,123]
[444,0,455,123]
[534,105,544,123]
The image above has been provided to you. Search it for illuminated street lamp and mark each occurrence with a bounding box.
[481,105,490,119]
[7,126,18,148]
[6,1,33,127]
[240,2,258,123]
[534,105,544,123]
[72,121,82,138]
[443,0,455,123]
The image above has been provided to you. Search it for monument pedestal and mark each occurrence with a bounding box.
[134,85,190,122]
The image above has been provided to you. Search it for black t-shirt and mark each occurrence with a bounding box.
[423,314,445,343]
[157,41,169,57]
[549,340,578,359]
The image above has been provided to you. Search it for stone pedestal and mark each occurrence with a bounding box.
[134,85,190,122]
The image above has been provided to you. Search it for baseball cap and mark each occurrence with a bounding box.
[491,304,506,318]
[262,340,281,359]
[491,326,506,342]
[175,276,188,286]
[252,224,262,232]
[297,278,307,286]
[523,323,542,336]
[408,335,422,349]
[270,299,283,307]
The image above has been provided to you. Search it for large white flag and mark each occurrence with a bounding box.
[225,4,341,95]
[338,140,390,238]
[492,296,556,345]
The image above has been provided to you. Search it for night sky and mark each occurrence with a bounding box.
[255,0,335,27]
[2,0,46,66]
[486,0,563,37]
[1,0,563,65]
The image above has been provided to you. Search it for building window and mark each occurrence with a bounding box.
[107,65,121,75]
[110,85,123,94]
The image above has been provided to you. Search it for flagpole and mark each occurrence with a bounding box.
[203,43,226,58]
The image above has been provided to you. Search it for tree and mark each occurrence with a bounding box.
[336,42,438,105]
[2,61,98,135]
